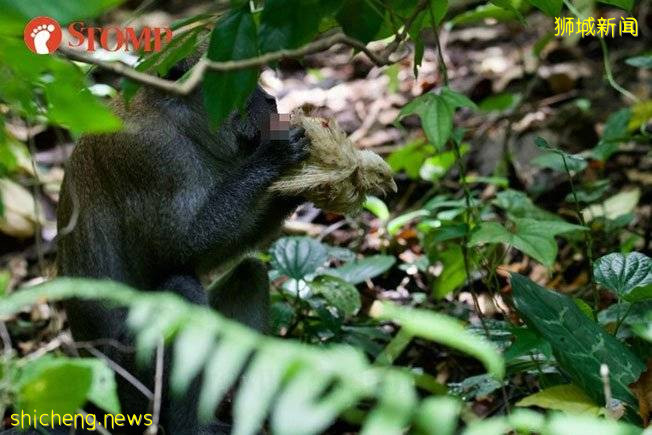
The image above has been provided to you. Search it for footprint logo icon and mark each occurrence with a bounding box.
[24,17,62,54]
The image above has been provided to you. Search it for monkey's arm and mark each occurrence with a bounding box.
[169,128,308,267]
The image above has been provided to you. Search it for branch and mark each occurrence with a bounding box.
[58,31,393,96]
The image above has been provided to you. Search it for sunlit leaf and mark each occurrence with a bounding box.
[516,384,601,415]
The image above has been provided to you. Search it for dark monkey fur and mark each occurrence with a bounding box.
[56,57,309,433]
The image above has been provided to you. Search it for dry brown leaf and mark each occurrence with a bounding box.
[631,359,652,426]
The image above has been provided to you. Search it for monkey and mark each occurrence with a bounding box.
[56,52,310,434]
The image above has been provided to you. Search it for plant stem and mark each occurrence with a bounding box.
[561,154,597,309]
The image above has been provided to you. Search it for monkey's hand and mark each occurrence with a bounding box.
[256,126,310,171]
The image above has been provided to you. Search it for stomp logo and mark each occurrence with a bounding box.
[23,16,172,55]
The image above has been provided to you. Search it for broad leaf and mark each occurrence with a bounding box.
[398,93,455,149]
[77,359,121,415]
[526,0,562,16]
[361,371,416,435]
[441,88,477,110]
[516,384,601,415]
[203,8,259,127]
[415,396,461,435]
[270,237,329,280]
[531,152,587,173]
[581,189,640,222]
[510,274,645,420]
[259,0,322,52]
[469,219,586,267]
[597,0,633,10]
[311,275,361,316]
[387,139,435,179]
[336,0,384,43]
[594,252,652,302]
[432,245,467,299]
[16,357,93,416]
[0,0,124,35]
[626,54,652,69]
[373,302,505,379]
[326,255,396,284]
[423,95,454,149]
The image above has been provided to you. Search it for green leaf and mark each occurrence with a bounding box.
[203,8,259,127]
[76,359,121,414]
[259,0,322,52]
[336,0,384,43]
[326,255,396,285]
[531,152,587,173]
[123,27,204,100]
[596,0,633,11]
[387,209,430,235]
[270,237,329,280]
[233,345,294,435]
[526,0,562,16]
[387,139,435,179]
[0,0,124,35]
[449,374,504,400]
[415,396,461,435]
[441,87,477,110]
[198,334,255,422]
[311,275,361,316]
[423,95,454,149]
[594,252,652,302]
[373,302,505,379]
[271,365,362,435]
[16,357,93,416]
[546,414,641,435]
[493,189,560,221]
[626,54,652,69]
[581,189,640,222]
[490,0,525,22]
[478,92,520,112]
[0,270,10,297]
[397,93,454,149]
[432,245,467,299]
[364,196,390,221]
[361,371,416,435]
[510,274,645,419]
[469,219,586,267]
[450,3,519,26]
[591,108,631,161]
[45,83,122,133]
[516,384,601,415]
[171,322,216,394]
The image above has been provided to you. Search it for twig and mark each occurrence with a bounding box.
[25,120,45,275]
[58,31,390,97]
[0,322,12,355]
[77,410,113,435]
[81,345,154,400]
[599,39,639,103]
[144,337,164,435]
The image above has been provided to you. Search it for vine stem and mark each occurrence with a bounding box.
[430,5,490,341]
[561,0,638,103]
[561,154,597,309]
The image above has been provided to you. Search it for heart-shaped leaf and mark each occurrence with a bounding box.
[594,252,652,302]
[270,237,329,280]
[311,275,361,317]
[325,255,395,285]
